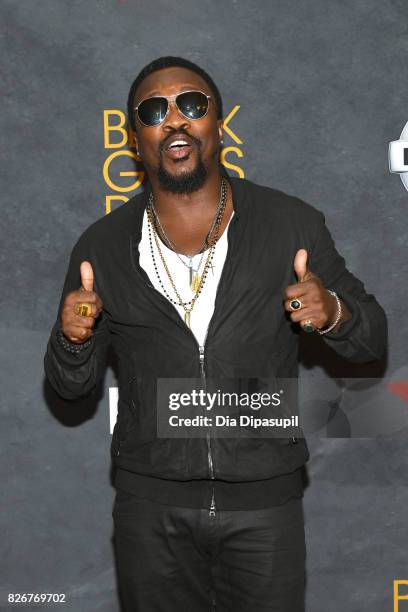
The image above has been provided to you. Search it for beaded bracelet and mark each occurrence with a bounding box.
[317,290,342,335]
[56,328,94,354]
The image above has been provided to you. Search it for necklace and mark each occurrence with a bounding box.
[146,178,228,327]
[149,180,225,290]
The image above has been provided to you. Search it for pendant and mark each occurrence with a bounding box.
[184,310,191,328]
[191,272,202,293]
[188,258,193,285]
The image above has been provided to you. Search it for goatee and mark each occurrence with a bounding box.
[157,156,208,194]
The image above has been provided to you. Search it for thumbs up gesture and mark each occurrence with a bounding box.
[283,249,338,333]
[60,261,103,344]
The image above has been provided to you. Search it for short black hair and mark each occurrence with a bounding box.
[127,56,223,132]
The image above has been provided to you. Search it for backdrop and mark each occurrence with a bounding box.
[2,1,408,610]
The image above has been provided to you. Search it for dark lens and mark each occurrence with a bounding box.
[177,91,208,120]
[137,97,168,126]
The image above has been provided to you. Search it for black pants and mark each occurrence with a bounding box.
[112,491,306,612]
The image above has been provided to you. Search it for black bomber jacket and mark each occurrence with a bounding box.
[44,175,387,511]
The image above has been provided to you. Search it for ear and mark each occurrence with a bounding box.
[133,133,140,156]
[218,119,224,144]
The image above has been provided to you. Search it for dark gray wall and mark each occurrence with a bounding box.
[1,1,407,610]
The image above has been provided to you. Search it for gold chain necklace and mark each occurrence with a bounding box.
[150,190,223,291]
[146,179,228,328]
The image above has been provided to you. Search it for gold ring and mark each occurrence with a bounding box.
[290,298,302,311]
[301,319,315,333]
[75,302,92,317]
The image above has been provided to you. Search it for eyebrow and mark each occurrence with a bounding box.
[140,85,205,98]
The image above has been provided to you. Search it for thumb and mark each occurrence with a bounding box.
[80,260,94,292]
[294,249,311,283]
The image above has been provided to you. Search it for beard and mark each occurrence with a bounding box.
[157,151,208,194]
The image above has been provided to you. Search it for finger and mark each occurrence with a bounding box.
[80,261,94,292]
[65,325,93,343]
[71,313,96,328]
[72,301,99,318]
[294,249,313,283]
[65,289,98,305]
[283,282,313,301]
[284,297,310,313]
[289,307,320,325]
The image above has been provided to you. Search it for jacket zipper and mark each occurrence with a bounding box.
[132,207,239,516]
[199,331,216,517]
[135,261,217,485]
[209,486,216,517]
[199,344,215,478]
[198,214,238,486]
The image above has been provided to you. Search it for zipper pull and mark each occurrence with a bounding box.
[199,345,205,378]
[209,488,216,517]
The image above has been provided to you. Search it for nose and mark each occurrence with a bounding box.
[162,99,190,131]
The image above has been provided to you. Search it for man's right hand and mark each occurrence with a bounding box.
[60,261,103,344]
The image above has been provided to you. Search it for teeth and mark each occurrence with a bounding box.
[169,140,189,148]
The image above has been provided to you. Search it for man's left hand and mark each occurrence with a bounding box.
[283,249,345,331]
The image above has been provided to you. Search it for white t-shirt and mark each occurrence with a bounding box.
[139,209,235,347]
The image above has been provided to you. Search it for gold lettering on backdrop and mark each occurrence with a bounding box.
[103,150,145,189]
[103,110,129,148]
[394,580,408,612]
[105,195,128,215]
[220,146,245,179]
[222,105,243,144]
[102,106,244,214]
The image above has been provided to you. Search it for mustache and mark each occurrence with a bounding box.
[159,132,202,152]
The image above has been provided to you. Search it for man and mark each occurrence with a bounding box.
[44,56,387,611]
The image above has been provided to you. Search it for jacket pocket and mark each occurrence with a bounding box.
[112,375,190,477]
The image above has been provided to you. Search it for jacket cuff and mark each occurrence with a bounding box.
[320,290,362,340]
[49,321,95,366]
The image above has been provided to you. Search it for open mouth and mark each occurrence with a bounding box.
[165,137,194,160]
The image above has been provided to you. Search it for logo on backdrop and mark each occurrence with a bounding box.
[388,121,408,193]
[102,106,245,215]
[394,580,408,612]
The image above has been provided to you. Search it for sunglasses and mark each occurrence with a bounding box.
[134,90,211,127]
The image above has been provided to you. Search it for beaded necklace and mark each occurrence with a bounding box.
[150,193,222,290]
[146,178,228,328]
